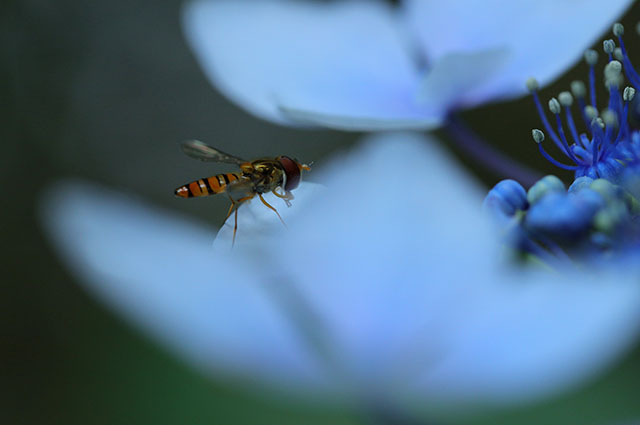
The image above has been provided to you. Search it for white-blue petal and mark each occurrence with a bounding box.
[213,182,326,251]
[40,182,333,395]
[410,268,640,404]
[416,47,512,112]
[404,0,634,105]
[182,0,442,130]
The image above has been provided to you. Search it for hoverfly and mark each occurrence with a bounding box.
[174,140,311,245]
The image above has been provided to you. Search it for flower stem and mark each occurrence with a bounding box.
[445,115,541,187]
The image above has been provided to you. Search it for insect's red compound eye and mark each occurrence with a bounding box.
[278,156,301,191]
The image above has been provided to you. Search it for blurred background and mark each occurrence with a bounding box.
[5,0,640,424]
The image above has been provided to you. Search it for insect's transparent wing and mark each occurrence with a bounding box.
[180,140,247,164]
[225,178,255,200]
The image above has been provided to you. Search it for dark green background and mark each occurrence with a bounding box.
[5,1,640,424]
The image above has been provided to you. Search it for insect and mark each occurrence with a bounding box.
[174,140,311,245]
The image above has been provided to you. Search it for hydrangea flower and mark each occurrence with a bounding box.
[486,23,640,260]
[41,133,640,421]
[182,0,633,131]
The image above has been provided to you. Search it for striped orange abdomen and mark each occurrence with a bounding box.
[174,173,241,198]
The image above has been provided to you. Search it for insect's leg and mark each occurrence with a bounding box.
[272,187,293,199]
[228,195,254,247]
[271,188,293,207]
[233,205,238,247]
[223,196,239,247]
[258,193,287,228]
[224,197,236,222]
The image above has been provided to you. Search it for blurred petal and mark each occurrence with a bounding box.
[39,138,640,407]
[219,133,640,404]
[416,47,511,111]
[40,182,332,394]
[404,0,634,104]
[213,182,326,250]
[410,267,640,404]
[183,0,443,130]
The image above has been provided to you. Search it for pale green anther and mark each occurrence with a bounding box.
[526,77,539,92]
[603,39,615,54]
[624,86,636,102]
[571,80,586,98]
[585,49,598,65]
[604,60,623,88]
[605,60,622,73]
[558,91,573,107]
[613,22,624,37]
[532,129,545,144]
[604,61,622,81]
[602,109,618,127]
[548,98,561,114]
[614,47,623,61]
[585,105,598,120]
[595,117,605,129]
[527,175,565,205]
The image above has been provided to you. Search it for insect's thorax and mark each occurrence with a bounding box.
[243,159,284,194]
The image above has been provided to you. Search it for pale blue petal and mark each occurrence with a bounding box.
[404,0,634,105]
[183,0,443,130]
[213,182,326,250]
[40,181,332,394]
[410,268,640,404]
[416,47,512,112]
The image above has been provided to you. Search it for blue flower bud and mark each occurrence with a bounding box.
[525,191,602,239]
[483,179,528,218]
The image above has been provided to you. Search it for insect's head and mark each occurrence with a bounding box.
[277,156,311,191]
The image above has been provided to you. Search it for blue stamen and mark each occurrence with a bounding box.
[585,49,598,108]
[577,97,590,127]
[614,23,640,88]
[571,80,591,127]
[580,133,591,151]
[537,141,578,170]
[527,81,565,150]
[614,101,629,145]
[527,24,640,182]
[554,108,579,162]
[572,144,590,161]
[591,119,602,163]
[559,92,580,145]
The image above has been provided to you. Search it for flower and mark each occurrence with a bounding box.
[41,133,640,417]
[181,0,633,131]
[486,23,640,258]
